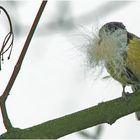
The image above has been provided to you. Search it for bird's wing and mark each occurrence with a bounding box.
[127,33,140,79]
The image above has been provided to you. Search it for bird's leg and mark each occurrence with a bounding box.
[122,85,130,99]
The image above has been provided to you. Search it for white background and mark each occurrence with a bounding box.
[0,0,140,139]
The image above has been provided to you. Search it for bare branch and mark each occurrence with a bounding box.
[0,0,47,131]
[0,6,14,70]
[0,5,14,131]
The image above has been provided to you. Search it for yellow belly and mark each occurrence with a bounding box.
[127,37,140,77]
[105,36,140,86]
[105,62,131,85]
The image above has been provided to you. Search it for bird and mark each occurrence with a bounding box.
[87,21,140,120]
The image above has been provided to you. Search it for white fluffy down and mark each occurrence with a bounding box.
[86,28,128,77]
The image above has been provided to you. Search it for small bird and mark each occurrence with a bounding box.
[87,22,140,120]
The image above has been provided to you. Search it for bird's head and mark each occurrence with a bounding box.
[86,22,128,72]
[99,22,128,47]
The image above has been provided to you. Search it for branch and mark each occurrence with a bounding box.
[0,6,14,68]
[1,91,140,139]
[0,5,14,131]
[0,0,47,131]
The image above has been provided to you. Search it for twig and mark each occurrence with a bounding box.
[0,0,47,131]
[0,5,14,131]
[0,6,14,70]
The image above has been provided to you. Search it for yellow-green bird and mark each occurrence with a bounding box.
[87,22,140,120]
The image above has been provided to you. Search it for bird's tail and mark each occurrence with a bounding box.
[131,84,140,120]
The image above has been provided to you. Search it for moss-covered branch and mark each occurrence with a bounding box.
[1,91,140,139]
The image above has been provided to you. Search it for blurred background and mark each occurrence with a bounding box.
[0,0,140,139]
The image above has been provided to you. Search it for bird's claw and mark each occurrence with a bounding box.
[122,91,130,100]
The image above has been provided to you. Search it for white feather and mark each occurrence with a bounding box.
[86,27,128,78]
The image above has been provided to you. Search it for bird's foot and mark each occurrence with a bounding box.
[122,91,131,100]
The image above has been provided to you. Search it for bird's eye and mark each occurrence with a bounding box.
[107,25,118,32]
[99,22,126,38]
[114,26,118,30]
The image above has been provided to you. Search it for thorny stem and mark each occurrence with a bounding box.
[0,0,47,131]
